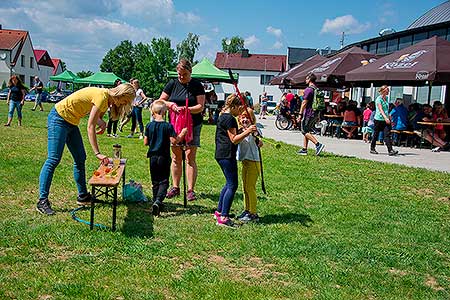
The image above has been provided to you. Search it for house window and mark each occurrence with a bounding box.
[416,85,442,104]
[413,32,428,44]
[390,87,403,102]
[21,55,25,67]
[260,74,274,85]
[30,57,34,68]
[368,43,377,54]
[376,40,387,54]
[429,28,447,38]
[387,38,398,53]
[30,76,34,86]
[18,74,25,84]
[398,35,412,50]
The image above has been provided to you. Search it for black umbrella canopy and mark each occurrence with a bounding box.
[269,54,326,85]
[288,46,377,87]
[346,36,450,86]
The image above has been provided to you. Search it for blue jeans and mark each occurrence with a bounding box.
[39,108,88,200]
[8,101,22,119]
[216,158,238,217]
[131,106,144,134]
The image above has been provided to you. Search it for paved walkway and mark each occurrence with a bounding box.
[257,115,450,173]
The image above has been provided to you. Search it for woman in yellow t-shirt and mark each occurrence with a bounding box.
[36,83,135,215]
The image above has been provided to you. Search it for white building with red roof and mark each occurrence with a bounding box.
[214,49,286,104]
[0,27,38,87]
[51,58,63,76]
[34,49,55,86]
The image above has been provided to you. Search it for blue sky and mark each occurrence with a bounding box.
[0,0,445,72]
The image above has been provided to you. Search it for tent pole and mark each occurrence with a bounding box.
[427,81,433,105]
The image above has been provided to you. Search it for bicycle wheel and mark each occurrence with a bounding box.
[275,115,292,130]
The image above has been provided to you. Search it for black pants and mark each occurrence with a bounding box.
[149,155,171,203]
[107,119,118,135]
[371,120,393,152]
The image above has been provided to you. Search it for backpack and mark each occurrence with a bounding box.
[312,87,325,111]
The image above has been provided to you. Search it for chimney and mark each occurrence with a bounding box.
[241,49,249,58]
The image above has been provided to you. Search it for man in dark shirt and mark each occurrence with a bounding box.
[297,73,325,156]
[31,76,44,111]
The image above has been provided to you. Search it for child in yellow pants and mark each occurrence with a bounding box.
[237,109,262,222]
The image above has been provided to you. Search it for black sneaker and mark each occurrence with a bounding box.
[370,149,378,154]
[315,143,325,156]
[152,202,160,216]
[77,193,94,206]
[388,150,399,156]
[297,148,308,156]
[237,210,250,219]
[36,199,55,215]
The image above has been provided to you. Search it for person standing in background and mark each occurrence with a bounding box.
[30,76,44,112]
[4,75,27,127]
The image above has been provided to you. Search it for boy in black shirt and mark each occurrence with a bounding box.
[144,100,187,216]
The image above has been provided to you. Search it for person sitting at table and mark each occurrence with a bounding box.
[341,101,360,139]
[329,101,345,137]
[415,104,450,152]
[432,101,448,142]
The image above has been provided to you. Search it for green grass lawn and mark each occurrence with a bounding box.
[1,102,450,300]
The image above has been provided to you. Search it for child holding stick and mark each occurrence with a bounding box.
[214,94,256,228]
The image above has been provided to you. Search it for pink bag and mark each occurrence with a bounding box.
[170,97,193,144]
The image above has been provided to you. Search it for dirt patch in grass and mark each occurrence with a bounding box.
[389,268,408,276]
[425,275,445,291]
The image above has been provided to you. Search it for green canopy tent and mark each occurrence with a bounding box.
[74,72,124,86]
[168,58,238,83]
[49,70,79,83]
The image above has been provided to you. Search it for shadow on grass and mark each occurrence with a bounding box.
[157,201,211,219]
[258,213,313,227]
[122,202,154,238]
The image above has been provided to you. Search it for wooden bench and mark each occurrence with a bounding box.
[333,124,362,139]
[391,130,417,147]
[88,159,127,231]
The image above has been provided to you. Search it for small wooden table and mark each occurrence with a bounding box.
[88,159,126,231]
[324,114,343,136]
[416,121,450,149]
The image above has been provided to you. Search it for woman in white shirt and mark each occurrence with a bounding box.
[128,79,147,139]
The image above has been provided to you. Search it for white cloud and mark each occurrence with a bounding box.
[244,35,259,48]
[272,41,283,49]
[211,27,220,34]
[266,26,282,38]
[320,15,370,35]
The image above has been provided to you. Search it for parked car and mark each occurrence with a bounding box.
[0,88,9,100]
[48,89,72,103]
[25,90,49,102]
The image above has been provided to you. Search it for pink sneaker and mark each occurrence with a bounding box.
[166,187,180,199]
[216,216,236,229]
[213,211,221,220]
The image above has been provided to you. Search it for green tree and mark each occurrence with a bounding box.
[76,70,94,78]
[176,33,200,63]
[222,36,245,53]
[133,38,177,98]
[100,40,134,81]
[60,60,67,71]
[1,81,6,89]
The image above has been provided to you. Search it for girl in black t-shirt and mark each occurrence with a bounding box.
[214,94,256,228]
[5,75,26,127]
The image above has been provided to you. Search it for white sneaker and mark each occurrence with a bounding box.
[432,146,441,152]
[139,135,143,140]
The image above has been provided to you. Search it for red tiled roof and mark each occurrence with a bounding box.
[215,52,286,72]
[0,29,27,50]
[33,49,55,68]
[51,58,61,75]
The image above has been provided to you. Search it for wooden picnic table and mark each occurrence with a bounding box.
[88,159,127,231]
[416,121,450,149]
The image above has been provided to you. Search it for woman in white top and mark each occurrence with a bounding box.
[128,79,147,139]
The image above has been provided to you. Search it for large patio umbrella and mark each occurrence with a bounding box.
[49,70,79,83]
[288,46,377,88]
[346,36,450,86]
[74,72,124,86]
[269,54,325,86]
[168,58,238,83]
